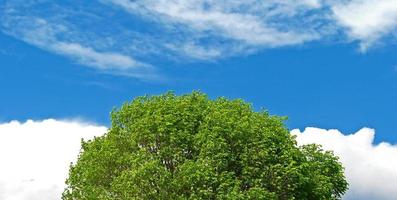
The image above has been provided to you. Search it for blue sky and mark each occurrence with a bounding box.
[0,1,397,143]
[1,19,397,143]
[1,1,397,199]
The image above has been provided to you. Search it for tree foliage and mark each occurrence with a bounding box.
[63,92,348,200]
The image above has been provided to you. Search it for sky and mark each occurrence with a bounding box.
[1,0,397,199]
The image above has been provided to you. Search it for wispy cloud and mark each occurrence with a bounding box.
[107,0,323,47]
[103,0,397,53]
[293,127,397,200]
[54,43,141,70]
[0,3,155,79]
[330,0,397,51]
[1,0,397,77]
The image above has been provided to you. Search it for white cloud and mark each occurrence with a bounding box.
[0,119,106,200]
[331,0,397,51]
[292,127,397,200]
[101,0,397,54]
[0,119,396,199]
[108,0,320,47]
[53,42,146,71]
[1,0,328,66]
[164,42,223,60]
[0,9,154,79]
[2,0,397,73]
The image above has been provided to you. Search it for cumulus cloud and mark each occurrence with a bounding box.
[0,119,106,200]
[0,118,396,199]
[292,127,397,200]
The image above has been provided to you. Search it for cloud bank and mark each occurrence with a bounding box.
[0,119,396,199]
[0,119,106,200]
[292,127,397,200]
[1,0,397,78]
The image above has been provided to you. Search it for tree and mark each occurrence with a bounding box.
[63,92,348,200]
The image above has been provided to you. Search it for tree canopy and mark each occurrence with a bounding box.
[63,92,348,200]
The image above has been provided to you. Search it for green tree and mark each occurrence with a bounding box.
[63,92,348,200]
